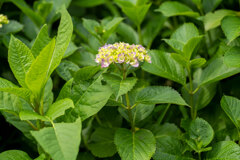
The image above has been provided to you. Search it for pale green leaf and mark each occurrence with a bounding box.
[103,74,137,99]
[206,141,240,160]
[136,86,188,106]
[19,110,48,121]
[114,128,156,160]
[204,9,236,31]
[221,95,240,129]
[8,35,34,88]
[190,58,206,68]
[31,24,51,58]
[26,38,56,95]
[48,7,73,75]
[0,150,32,160]
[0,78,31,102]
[155,1,199,17]
[142,50,186,85]
[224,47,240,67]
[88,127,117,158]
[199,57,240,86]
[46,98,74,120]
[221,16,240,43]
[31,118,81,160]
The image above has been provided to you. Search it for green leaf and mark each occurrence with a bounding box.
[8,35,34,88]
[221,95,240,129]
[26,38,56,95]
[0,20,23,36]
[31,118,81,160]
[114,128,156,160]
[56,60,79,81]
[0,150,32,160]
[63,41,78,58]
[8,0,44,26]
[136,86,188,106]
[189,118,214,148]
[224,47,240,67]
[103,74,137,100]
[202,0,222,13]
[19,110,48,121]
[116,22,138,44]
[204,9,236,31]
[115,0,151,26]
[142,50,186,85]
[56,79,73,101]
[102,17,124,41]
[82,18,100,37]
[221,16,240,43]
[142,14,166,48]
[199,57,240,86]
[155,1,199,17]
[46,98,74,120]
[171,23,199,44]
[206,141,240,160]
[88,127,117,158]
[190,58,206,68]
[73,0,105,7]
[0,78,31,102]
[74,66,100,82]
[153,136,193,160]
[183,36,203,60]
[31,24,51,58]
[171,53,188,67]
[48,7,73,76]
[74,75,112,120]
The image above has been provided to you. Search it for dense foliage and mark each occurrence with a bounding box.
[1,0,240,159]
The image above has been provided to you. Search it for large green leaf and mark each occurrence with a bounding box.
[74,75,112,120]
[31,118,81,160]
[189,118,214,148]
[116,22,138,44]
[48,6,73,76]
[221,96,240,129]
[74,66,100,82]
[206,141,240,160]
[73,0,105,7]
[221,16,240,43]
[202,0,222,13]
[0,78,31,102]
[114,0,151,26]
[199,57,240,86]
[142,50,186,85]
[26,38,56,95]
[56,79,73,101]
[136,86,188,106]
[46,98,74,120]
[8,35,34,88]
[203,9,236,31]
[88,127,117,158]
[19,110,48,121]
[31,24,51,58]
[224,47,240,67]
[155,1,199,17]
[114,128,156,160]
[0,150,32,160]
[103,74,137,100]
[102,17,124,41]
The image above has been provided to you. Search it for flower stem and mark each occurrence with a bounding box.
[187,66,196,119]
[157,104,171,125]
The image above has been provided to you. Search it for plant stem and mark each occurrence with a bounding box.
[157,104,171,125]
[26,120,38,130]
[198,152,201,160]
[187,66,196,119]
[122,64,135,132]
[137,25,143,44]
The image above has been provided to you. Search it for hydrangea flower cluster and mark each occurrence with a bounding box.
[0,14,9,28]
[95,42,151,68]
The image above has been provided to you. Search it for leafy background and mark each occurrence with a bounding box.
[1,0,240,160]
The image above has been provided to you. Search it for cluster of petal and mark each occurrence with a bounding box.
[95,42,151,68]
[0,14,9,28]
